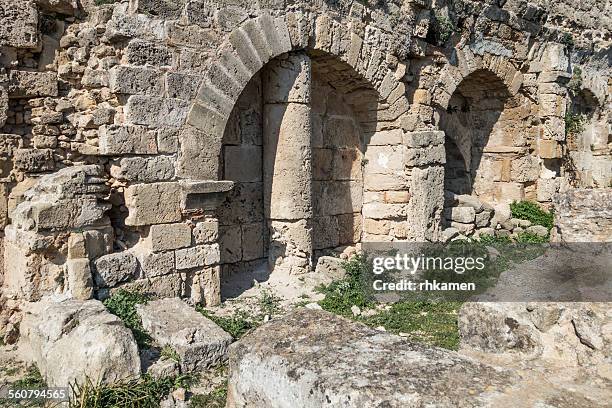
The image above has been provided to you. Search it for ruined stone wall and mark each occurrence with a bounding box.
[0,0,610,331]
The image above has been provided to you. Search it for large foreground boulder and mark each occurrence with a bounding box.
[19,298,141,387]
[227,309,603,407]
[136,298,232,372]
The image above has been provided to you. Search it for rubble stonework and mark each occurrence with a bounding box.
[0,0,608,345]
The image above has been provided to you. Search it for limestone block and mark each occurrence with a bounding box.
[20,299,140,388]
[403,130,445,147]
[36,0,78,15]
[140,251,175,278]
[363,172,410,192]
[13,149,54,172]
[157,127,179,153]
[218,225,242,264]
[93,252,139,288]
[405,145,446,166]
[313,216,339,250]
[324,117,360,148]
[150,223,191,252]
[314,181,362,216]
[536,178,558,202]
[510,155,540,182]
[495,182,524,203]
[0,88,8,129]
[167,73,201,100]
[24,198,108,231]
[193,219,219,244]
[136,298,232,371]
[175,244,220,270]
[126,39,172,66]
[125,96,189,128]
[338,213,361,244]
[258,14,292,57]
[224,145,262,182]
[539,139,561,159]
[8,71,57,98]
[406,166,444,241]
[108,274,182,299]
[541,43,569,72]
[364,146,405,175]
[444,206,475,223]
[99,125,158,155]
[263,53,311,103]
[268,219,312,274]
[229,29,263,76]
[368,129,402,146]
[314,256,346,284]
[124,182,183,226]
[0,0,38,48]
[177,124,221,179]
[475,209,492,227]
[106,8,165,42]
[362,203,407,220]
[312,148,333,181]
[538,93,566,117]
[217,182,263,225]
[332,148,362,181]
[109,66,164,95]
[363,218,390,235]
[66,259,94,300]
[241,222,264,261]
[116,156,174,182]
[226,309,532,407]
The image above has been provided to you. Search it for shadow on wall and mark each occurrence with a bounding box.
[215,50,380,299]
[439,69,516,207]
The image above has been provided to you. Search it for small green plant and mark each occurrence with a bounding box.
[565,111,586,136]
[197,307,258,340]
[160,345,180,363]
[316,254,373,316]
[258,289,282,317]
[478,234,512,245]
[190,382,228,408]
[434,14,455,45]
[13,365,46,389]
[69,374,195,408]
[103,290,152,349]
[560,32,574,48]
[567,67,583,93]
[94,0,118,5]
[510,200,554,230]
[515,232,549,243]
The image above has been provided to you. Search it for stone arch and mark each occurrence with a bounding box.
[431,47,523,110]
[180,11,410,181]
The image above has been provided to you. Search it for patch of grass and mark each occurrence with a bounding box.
[510,200,554,229]
[316,254,373,317]
[69,374,195,408]
[478,234,512,245]
[360,302,462,350]
[160,345,180,363]
[189,382,228,408]
[515,232,549,244]
[13,365,46,389]
[560,32,574,48]
[197,307,258,340]
[433,13,455,45]
[567,67,583,93]
[103,290,152,349]
[94,0,118,5]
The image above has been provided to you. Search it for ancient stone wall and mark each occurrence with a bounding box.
[0,0,609,331]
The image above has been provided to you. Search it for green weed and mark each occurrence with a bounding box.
[197,307,258,340]
[565,111,586,136]
[160,345,180,363]
[510,200,554,229]
[103,290,152,349]
[189,383,228,408]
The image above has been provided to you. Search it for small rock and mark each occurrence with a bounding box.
[375,326,386,331]
[172,388,186,402]
[351,305,361,316]
[526,225,549,237]
[305,303,322,310]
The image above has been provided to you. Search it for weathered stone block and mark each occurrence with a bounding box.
[99,125,158,155]
[20,299,140,388]
[444,206,476,223]
[124,182,183,226]
[332,148,362,181]
[175,243,220,270]
[368,129,402,145]
[125,39,172,66]
[177,124,221,179]
[116,156,175,182]
[313,216,339,250]
[362,203,407,220]
[405,145,446,166]
[136,298,232,372]
[140,251,175,278]
[166,73,201,100]
[184,221,215,247]
[109,66,164,95]
[13,149,54,172]
[511,155,540,182]
[125,95,189,127]
[66,259,94,300]
[218,225,242,264]
[8,71,58,98]
[149,223,191,252]
[93,252,139,288]
[224,145,262,182]
[227,309,523,407]
[403,130,445,147]
[241,222,264,261]
[106,8,165,42]
[0,0,38,49]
